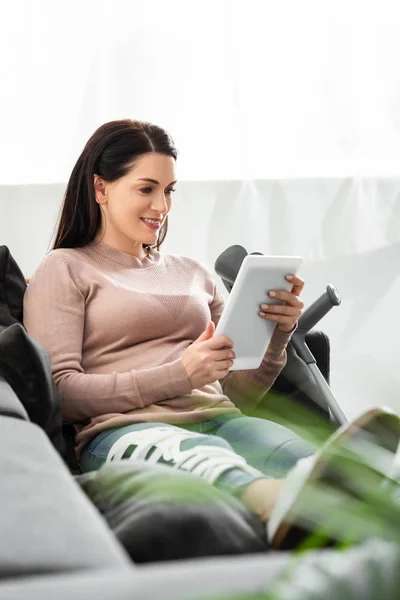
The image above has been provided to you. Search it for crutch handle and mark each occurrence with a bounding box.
[297,284,341,334]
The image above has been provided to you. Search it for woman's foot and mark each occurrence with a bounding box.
[267,407,400,550]
[240,478,286,522]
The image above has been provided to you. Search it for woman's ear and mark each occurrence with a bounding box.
[94,174,107,205]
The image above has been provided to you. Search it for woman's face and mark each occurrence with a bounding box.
[94,152,177,256]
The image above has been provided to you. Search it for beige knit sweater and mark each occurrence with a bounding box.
[23,241,292,457]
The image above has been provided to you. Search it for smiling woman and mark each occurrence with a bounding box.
[23,119,313,538]
[53,120,178,254]
[92,154,177,260]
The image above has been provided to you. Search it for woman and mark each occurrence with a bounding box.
[23,120,400,548]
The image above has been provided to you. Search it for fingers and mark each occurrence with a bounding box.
[206,334,234,350]
[285,275,304,297]
[261,279,304,333]
[213,348,236,362]
[194,321,215,343]
[267,289,304,308]
[260,302,303,315]
[215,359,235,373]
[266,275,304,306]
[259,312,298,329]
[209,345,235,376]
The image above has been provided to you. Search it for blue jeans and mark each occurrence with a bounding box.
[80,414,315,496]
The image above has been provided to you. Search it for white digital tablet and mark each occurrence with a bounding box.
[215,255,303,370]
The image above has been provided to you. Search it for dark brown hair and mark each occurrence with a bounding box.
[52,119,178,250]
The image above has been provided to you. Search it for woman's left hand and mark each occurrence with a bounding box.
[259,275,305,334]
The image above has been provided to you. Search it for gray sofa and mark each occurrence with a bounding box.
[1,375,400,600]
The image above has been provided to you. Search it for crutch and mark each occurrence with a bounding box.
[214,245,347,426]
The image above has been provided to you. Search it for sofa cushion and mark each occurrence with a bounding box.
[0,416,130,578]
[77,460,268,563]
[0,245,26,328]
[0,323,65,456]
[0,375,28,420]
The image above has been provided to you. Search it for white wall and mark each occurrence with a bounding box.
[2,0,400,184]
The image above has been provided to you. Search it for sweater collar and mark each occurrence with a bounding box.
[87,240,162,269]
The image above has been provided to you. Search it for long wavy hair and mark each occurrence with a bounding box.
[52,119,178,250]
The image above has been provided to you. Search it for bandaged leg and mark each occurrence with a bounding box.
[105,425,263,486]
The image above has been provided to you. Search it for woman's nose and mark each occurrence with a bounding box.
[151,192,169,214]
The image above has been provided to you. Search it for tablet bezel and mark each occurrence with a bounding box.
[215,254,303,370]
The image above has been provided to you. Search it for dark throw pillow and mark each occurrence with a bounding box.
[0,323,65,457]
[77,460,268,563]
[0,245,27,327]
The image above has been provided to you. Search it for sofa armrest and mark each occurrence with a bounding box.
[0,416,130,578]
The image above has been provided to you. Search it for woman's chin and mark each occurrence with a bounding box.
[125,227,159,247]
[142,234,159,246]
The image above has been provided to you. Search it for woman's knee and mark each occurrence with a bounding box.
[181,433,234,453]
[214,415,315,477]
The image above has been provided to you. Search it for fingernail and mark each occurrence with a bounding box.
[269,291,276,297]
[261,303,268,310]
[286,275,293,280]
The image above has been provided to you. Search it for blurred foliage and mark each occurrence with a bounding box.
[198,385,400,600]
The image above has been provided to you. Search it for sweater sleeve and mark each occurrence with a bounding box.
[210,279,291,410]
[23,253,192,423]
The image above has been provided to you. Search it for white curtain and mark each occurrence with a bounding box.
[1,0,400,419]
[1,0,400,183]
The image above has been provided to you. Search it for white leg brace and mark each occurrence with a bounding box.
[105,426,262,485]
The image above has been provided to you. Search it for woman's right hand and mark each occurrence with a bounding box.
[182,322,235,389]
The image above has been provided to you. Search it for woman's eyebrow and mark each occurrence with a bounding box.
[137,178,177,186]
[137,178,159,184]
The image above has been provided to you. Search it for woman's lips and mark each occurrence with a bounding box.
[141,218,161,230]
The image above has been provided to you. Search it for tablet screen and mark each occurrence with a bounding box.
[215,255,303,370]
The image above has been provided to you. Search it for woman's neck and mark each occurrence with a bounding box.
[94,234,147,260]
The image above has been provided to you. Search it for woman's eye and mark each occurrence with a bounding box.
[165,188,176,196]
[140,187,153,194]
